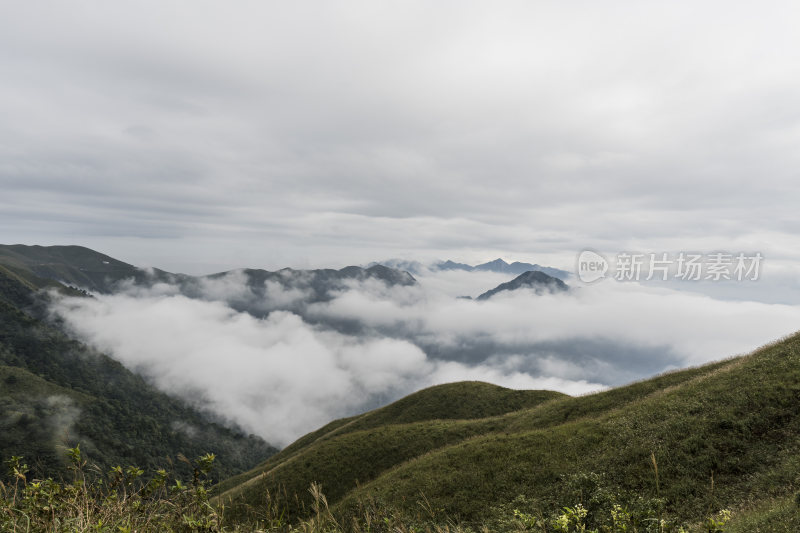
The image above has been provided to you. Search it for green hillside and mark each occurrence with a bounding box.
[214,383,564,518]
[0,244,170,293]
[277,382,564,464]
[216,334,800,531]
[340,336,800,529]
[0,262,275,482]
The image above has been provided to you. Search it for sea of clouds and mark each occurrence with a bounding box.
[50,268,800,446]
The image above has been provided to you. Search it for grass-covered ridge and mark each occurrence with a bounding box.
[0,244,167,294]
[337,335,800,527]
[215,332,800,531]
[214,383,563,518]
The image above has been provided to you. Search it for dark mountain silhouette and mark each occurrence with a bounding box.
[476,270,569,300]
[0,245,416,301]
[434,257,570,279]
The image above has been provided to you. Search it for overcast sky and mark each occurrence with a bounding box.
[2,1,800,279]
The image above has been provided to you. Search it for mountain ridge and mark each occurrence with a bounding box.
[0,257,276,481]
[370,257,571,279]
[476,270,570,300]
[0,245,417,318]
[216,333,800,530]
[438,257,571,279]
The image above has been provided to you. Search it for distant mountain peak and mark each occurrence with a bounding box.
[366,259,425,276]
[434,260,474,272]
[430,257,570,280]
[363,264,417,285]
[475,258,509,270]
[476,270,569,300]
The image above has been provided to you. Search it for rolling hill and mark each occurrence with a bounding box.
[214,383,565,522]
[216,334,800,531]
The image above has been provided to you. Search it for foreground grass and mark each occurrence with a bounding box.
[2,447,753,533]
[1,448,227,533]
[8,334,800,531]
[724,494,800,532]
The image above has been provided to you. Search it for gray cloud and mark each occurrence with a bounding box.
[49,268,800,445]
[51,288,599,446]
[307,269,800,373]
[1,2,800,282]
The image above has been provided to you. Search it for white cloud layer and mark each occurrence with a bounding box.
[312,273,800,367]
[50,269,800,446]
[51,288,599,446]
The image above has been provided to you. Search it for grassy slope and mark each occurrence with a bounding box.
[725,494,800,532]
[0,244,172,293]
[333,334,800,526]
[339,382,565,431]
[220,336,800,528]
[216,363,740,523]
[0,365,96,473]
[215,384,565,519]
[0,263,71,294]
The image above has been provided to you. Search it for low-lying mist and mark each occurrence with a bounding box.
[49,268,800,446]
